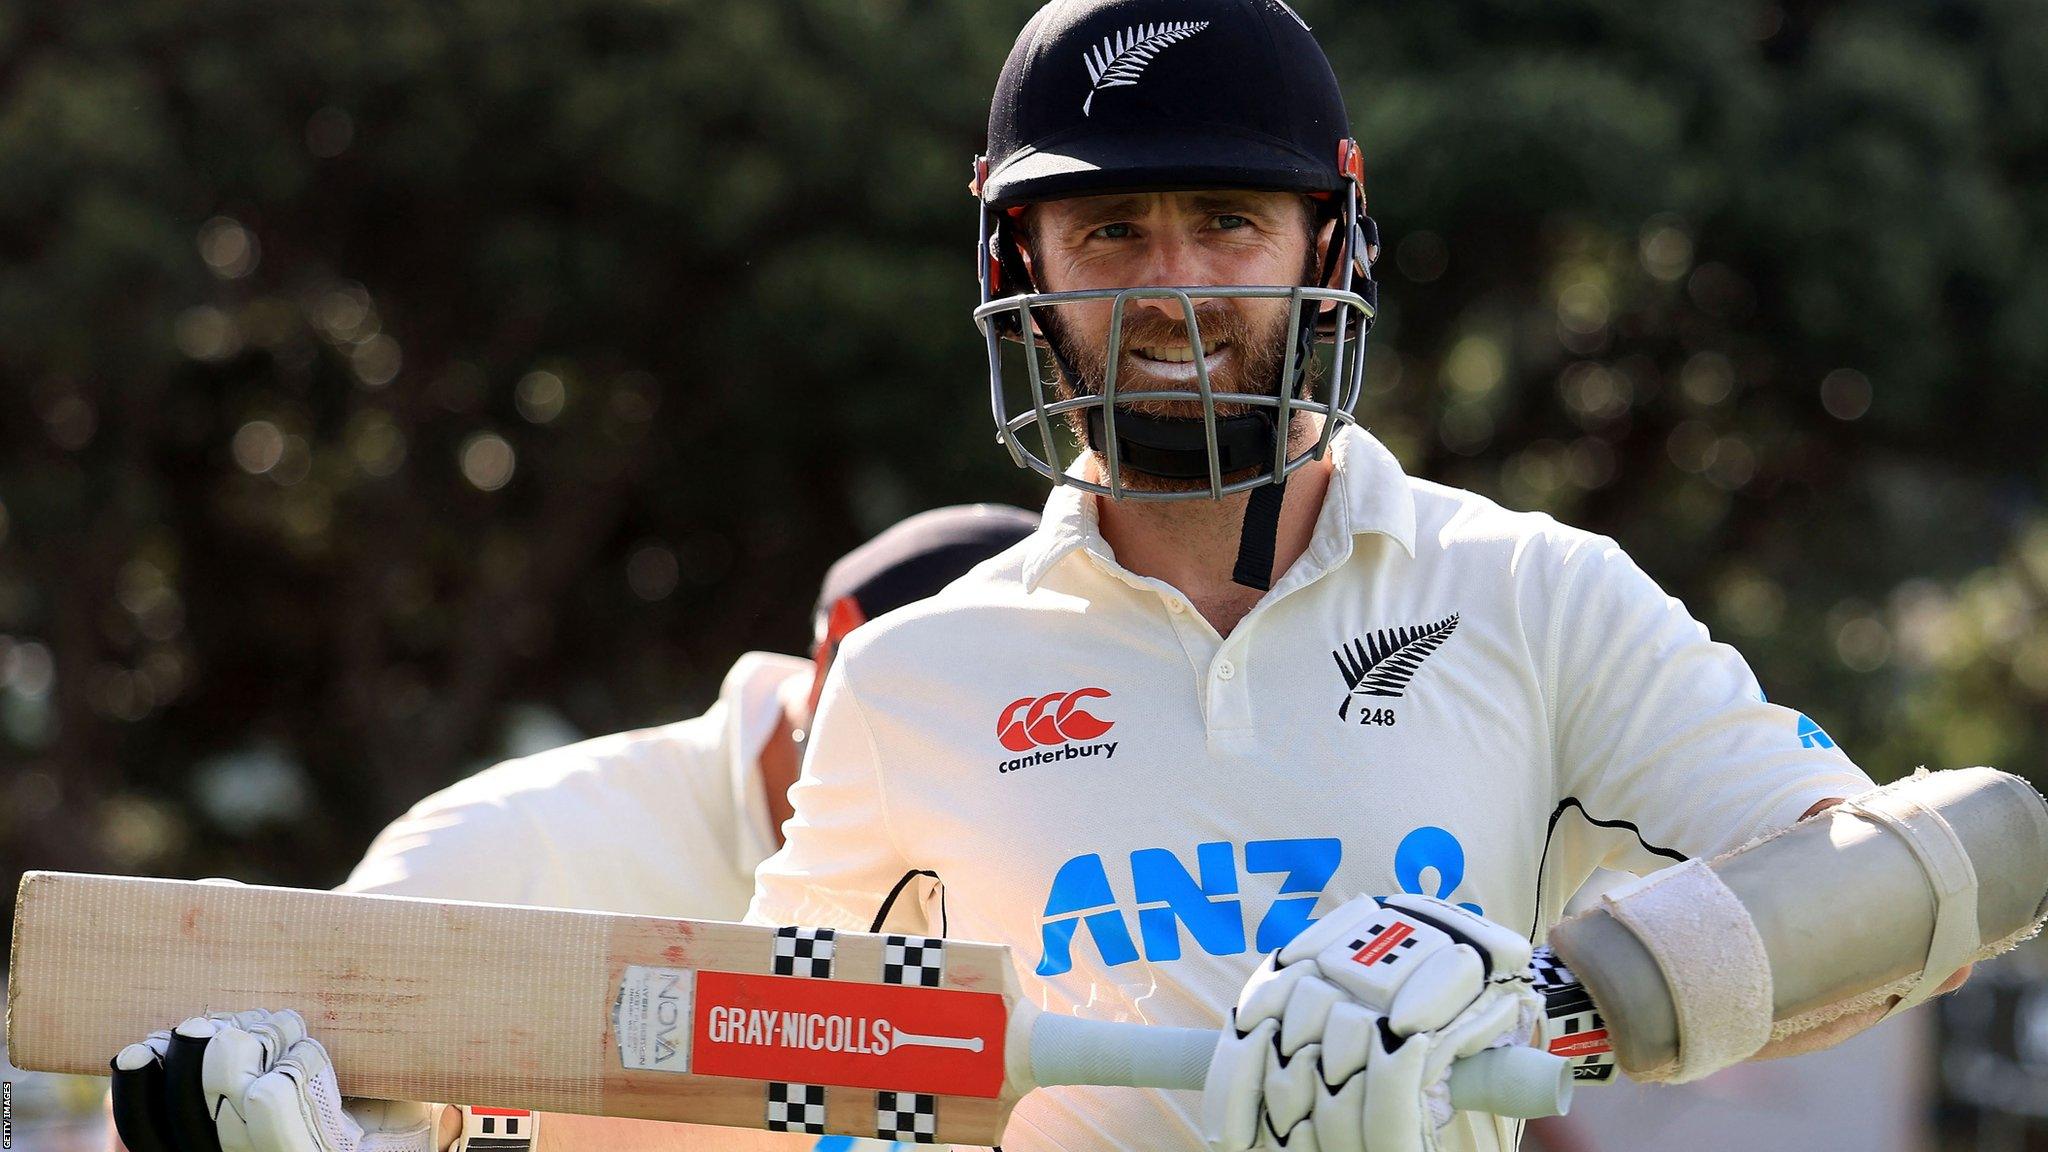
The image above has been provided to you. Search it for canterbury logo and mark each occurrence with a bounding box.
[1081,21,1209,116]
[998,688,1114,751]
[1333,614,1460,718]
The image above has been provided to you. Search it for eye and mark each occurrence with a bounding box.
[1214,214,1250,230]
[1092,222,1134,240]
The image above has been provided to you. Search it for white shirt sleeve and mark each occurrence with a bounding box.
[1546,533,1874,874]
[339,788,555,904]
[746,656,934,934]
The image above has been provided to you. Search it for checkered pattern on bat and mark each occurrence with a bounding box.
[465,1108,531,1150]
[1530,945,1616,1082]
[773,925,837,978]
[764,1083,827,1134]
[876,1090,939,1143]
[1529,948,1575,996]
[882,935,946,987]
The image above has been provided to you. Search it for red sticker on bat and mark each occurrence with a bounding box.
[1548,1029,1612,1058]
[691,971,1009,1098]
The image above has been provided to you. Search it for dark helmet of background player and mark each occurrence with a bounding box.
[765,503,1040,843]
[970,0,1381,590]
[807,503,1040,696]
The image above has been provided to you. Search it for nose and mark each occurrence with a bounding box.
[1126,231,1207,319]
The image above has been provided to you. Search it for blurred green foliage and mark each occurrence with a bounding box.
[1,0,2044,911]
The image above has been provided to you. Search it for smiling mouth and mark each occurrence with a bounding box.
[1132,339,1227,365]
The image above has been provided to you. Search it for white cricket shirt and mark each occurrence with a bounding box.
[749,425,1874,1152]
[343,651,808,918]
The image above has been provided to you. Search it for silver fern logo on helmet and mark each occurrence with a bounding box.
[1081,21,1209,116]
[1269,1,1312,32]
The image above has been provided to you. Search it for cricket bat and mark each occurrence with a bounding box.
[5,872,1568,1145]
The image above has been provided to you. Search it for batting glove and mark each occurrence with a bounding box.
[1201,894,1541,1152]
[110,1008,442,1152]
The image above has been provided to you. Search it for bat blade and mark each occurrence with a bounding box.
[6,871,1022,1145]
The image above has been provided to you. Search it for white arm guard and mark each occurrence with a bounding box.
[1548,767,2048,1083]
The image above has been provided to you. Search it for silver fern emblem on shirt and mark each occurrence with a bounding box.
[1333,614,1460,719]
[1081,21,1210,116]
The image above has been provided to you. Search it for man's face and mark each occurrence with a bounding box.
[1022,189,1326,418]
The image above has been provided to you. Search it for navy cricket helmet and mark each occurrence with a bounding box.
[970,0,1381,588]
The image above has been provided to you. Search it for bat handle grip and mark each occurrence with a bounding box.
[1027,1015,1574,1119]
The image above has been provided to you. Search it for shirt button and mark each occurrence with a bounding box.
[1215,660,1236,681]
[1166,598,1187,614]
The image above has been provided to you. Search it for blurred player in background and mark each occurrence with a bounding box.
[339,502,1038,918]
[101,504,1034,1152]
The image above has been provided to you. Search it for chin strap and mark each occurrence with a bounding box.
[1231,478,1286,591]
[1079,406,1288,591]
[1083,407,1278,480]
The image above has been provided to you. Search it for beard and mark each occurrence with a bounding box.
[1040,299,1292,417]
[1036,296,1324,494]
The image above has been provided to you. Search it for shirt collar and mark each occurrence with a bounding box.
[721,650,814,875]
[1017,423,1417,593]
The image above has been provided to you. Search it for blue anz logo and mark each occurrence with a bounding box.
[1034,828,1485,975]
[1392,825,1482,916]
[1763,684,1839,752]
[1797,713,1837,750]
[1036,838,1341,976]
